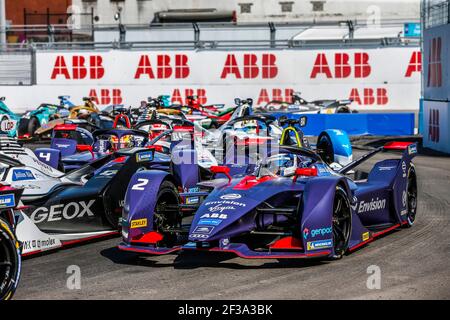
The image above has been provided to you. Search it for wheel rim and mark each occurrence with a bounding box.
[407,174,418,225]
[0,229,19,299]
[153,188,179,247]
[332,189,352,256]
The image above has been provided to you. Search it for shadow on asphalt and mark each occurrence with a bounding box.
[100,246,327,270]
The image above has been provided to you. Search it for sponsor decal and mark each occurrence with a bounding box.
[30,200,96,223]
[200,213,228,219]
[190,233,209,239]
[203,199,246,213]
[379,166,396,171]
[56,143,71,148]
[188,187,200,193]
[136,151,153,162]
[357,197,387,214]
[193,226,214,234]
[0,119,17,132]
[98,169,118,177]
[362,232,370,241]
[21,237,58,251]
[306,239,333,251]
[12,169,35,181]
[401,209,408,216]
[220,193,242,200]
[220,238,230,247]
[402,161,407,177]
[303,227,332,239]
[0,193,15,208]
[130,218,147,229]
[408,144,417,155]
[303,227,309,239]
[186,197,199,205]
[198,218,222,226]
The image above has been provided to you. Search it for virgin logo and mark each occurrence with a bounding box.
[427,37,442,87]
[429,109,440,143]
[310,52,371,79]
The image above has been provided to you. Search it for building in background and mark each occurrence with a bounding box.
[71,0,419,25]
[421,0,450,153]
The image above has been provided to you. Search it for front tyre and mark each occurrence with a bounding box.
[403,166,418,228]
[27,117,40,136]
[331,186,352,259]
[153,181,181,248]
[0,218,21,300]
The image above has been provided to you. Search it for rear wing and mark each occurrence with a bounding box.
[338,141,418,175]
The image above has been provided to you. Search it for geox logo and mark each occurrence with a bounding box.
[30,200,96,223]
[358,198,386,214]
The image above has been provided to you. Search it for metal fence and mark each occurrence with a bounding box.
[423,0,450,29]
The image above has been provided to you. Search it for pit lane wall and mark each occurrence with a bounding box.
[422,23,450,153]
[0,46,420,113]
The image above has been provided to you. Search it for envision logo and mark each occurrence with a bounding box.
[429,109,440,143]
[358,198,386,214]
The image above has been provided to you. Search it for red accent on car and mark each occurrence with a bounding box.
[293,167,318,182]
[383,141,413,150]
[132,231,164,244]
[147,145,164,152]
[76,144,94,158]
[173,125,194,132]
[113,156,127,163]
[210,165,232,183]
[269,236,303,250]
[54,124,77,131]
[113,114,131,128]
[234,175,275,190]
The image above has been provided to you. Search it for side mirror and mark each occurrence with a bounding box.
[210,165,231,183]
[293,167,317,182]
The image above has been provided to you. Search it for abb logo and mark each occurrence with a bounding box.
[405,51,421,77]
[256,88,294,105]
[427,37,442,87]
[220,54,278,79]
[429,109,440,143]
[88,88,123,105]
[349,88,388,105]
[310,53,371,79]
[134,54,190,79]
[51,55,104,79]
[171,88,207,105]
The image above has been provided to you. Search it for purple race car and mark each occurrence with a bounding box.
[119,141,418,260]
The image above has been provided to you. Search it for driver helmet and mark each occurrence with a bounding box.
[264,153,298,177]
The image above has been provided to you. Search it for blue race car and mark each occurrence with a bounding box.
[119,141,418,260]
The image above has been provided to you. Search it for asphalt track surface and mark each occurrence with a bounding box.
[14,149,450,300]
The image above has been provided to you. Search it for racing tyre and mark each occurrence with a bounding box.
[27,117,40,136]
[153,181,180,248]
[403,166,418,228]
[331,186,352,259]
[0,218,21,300]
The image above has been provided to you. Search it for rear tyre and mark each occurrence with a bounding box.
[153,181,180,248]
[0,218,21,300]
[403,167,418,228]
[331,186,352,259]
[27,117,39,136]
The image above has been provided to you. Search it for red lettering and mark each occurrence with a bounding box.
[272,88,283,101]
[135,55,155,79]
[405,51,422,77]
[334,53,351,78]
[262,54,278,79]
[88,89,99,104]
[310,53,332,78]
[175,54,189,78]
[285,88,294,103]
[90,56,104,79]
[197,89,207,105]
[349,88,362,105]
[112,89,122,104]
[363,88,375,105]
[72,56,87,79]
[243,54,259,79]
[221,54,241,79]
[376,88,388,105]
[157,55,172,79]
[171,89,183,104]
[51,56,70,79]
[354,53,371,78]
[100,89,111,105]
[257,89,270,105]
